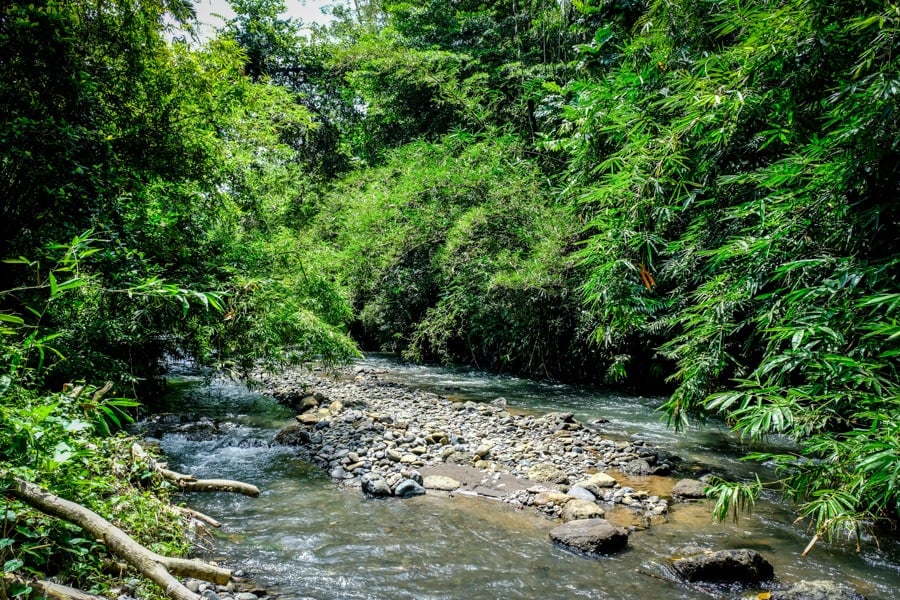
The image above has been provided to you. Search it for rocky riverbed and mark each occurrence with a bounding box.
[143,361,887,600]
[251,365,875,598]
[260,365,691,528]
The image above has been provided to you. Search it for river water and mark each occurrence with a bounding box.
[155,357,900,599]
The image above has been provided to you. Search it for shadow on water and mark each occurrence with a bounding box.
[152,357,900,600]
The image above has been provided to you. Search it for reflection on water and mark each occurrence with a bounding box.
[155,358,900,599]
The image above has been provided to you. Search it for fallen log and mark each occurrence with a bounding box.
[3,575,105,600]
[5,478,230,600]
[132,444,260,497]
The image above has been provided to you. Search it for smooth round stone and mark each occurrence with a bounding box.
[423,475,461,491]
[394,479,426,498]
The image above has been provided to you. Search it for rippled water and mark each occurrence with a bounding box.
[155,357,900,599]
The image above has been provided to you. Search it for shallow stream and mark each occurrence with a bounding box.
[155,357,900,599]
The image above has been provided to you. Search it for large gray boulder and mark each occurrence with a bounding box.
[770,580,865,600]
[549,518,628,555]
[671,548,774,584]
[360,473,392,497]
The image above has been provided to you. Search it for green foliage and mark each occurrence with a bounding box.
[2,0,898,567]
[1,0,358,394]
[1,2,359,591]
[551,0,900,539]
[296,135,601,378]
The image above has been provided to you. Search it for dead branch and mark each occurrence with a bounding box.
[132,444,260,497]
[177,506,222,528]
[6,478,231,600]
[4,574,106,600]
[3,575,105,600]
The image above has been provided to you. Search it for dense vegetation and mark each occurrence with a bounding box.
[1,0,898,595]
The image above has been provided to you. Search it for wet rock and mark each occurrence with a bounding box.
[400,469,423,485]
[549,518,628,555]
[542,412,576,424]
[671,548,774,584]
[561,499,605,522]
[671,478,706,499]
[621,458,652,475]
[770,580,866,600]
[235,594,259,600]
[394,479,426,498]
[423,475,461,491]
[273,424,310,446]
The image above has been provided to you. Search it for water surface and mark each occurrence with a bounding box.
[156,358,900,599]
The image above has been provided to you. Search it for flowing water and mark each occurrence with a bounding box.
[155,356,900,599]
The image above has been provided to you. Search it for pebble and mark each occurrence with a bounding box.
[259,367,675,522]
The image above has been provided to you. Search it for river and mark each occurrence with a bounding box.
[154,356,900,599]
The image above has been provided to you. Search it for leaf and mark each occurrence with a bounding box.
[54,276,85,294]
[52,442,75,465]
[63,419,91,433]
[3,558,24,573]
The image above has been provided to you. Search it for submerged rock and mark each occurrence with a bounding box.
[549,518,628,555]
[671,548,774,584]
[671,478,706,499]
[770,580,866,600]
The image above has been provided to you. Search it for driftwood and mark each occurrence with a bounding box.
[6,478,230,600]
[177,506,222,528]
[132,444,260,497]
[4,574,106,600]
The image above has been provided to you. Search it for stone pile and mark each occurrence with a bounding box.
[183,571,273,600]
[260,367,675,529]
